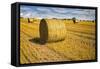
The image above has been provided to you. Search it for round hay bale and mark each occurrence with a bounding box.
[29,18,34,23]
[27,18,34,23]
[39,19,66,44]
[33,18,40,24]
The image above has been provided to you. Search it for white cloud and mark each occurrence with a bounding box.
[20,7,31,11]
[20,13,23,16]
[52,8,68,13]
[36,7,51,13]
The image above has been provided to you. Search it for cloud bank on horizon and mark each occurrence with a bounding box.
[20,5,95,20]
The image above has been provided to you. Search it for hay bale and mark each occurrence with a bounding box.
[29,18,34,22]
[28,18,34,23]
[39,19,66,44]
[33,18,40,24]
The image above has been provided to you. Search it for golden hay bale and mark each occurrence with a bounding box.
[28,18,36,23]
[29,18,34,23]
[39,19,66,44]
[33,18,41,24]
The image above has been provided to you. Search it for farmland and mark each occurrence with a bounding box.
[20,18,96,64]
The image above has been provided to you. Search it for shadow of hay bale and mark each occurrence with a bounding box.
[29,37,65,45]
[29,38,44,45]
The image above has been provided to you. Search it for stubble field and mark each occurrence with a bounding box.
[20,18,96,64]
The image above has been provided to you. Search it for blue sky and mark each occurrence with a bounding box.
[20,5,95,20]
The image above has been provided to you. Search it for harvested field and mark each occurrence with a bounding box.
[20,18,96,64]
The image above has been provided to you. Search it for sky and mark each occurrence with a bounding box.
[20,5,95,20]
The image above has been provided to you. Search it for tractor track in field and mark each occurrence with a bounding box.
[67,30,95,40]
[46,46,73,60]
[67,29,95,36]
[21,47,31,63]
